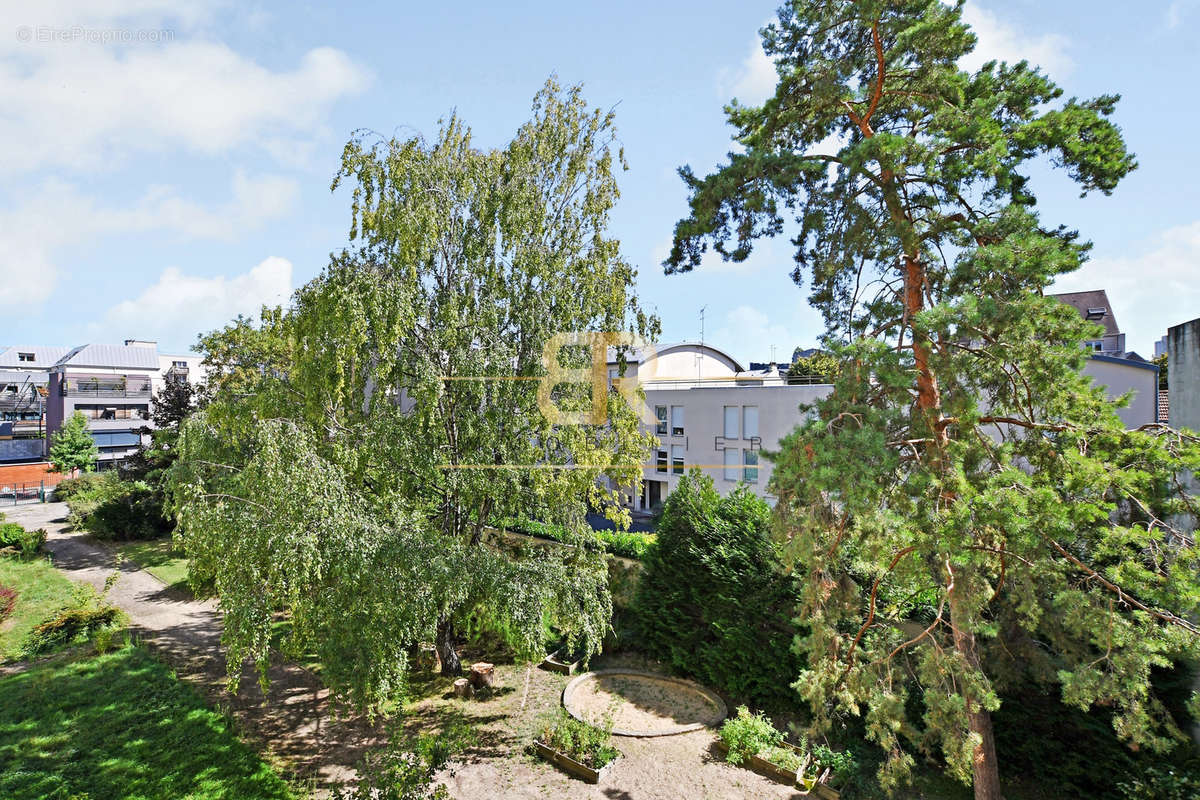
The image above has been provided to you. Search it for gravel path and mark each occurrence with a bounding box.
[5,502,379,790]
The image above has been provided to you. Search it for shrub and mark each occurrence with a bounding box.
[536,708,619,769]
[719,706,783,765]
[0,523,46,559]
[0,585,15,622]
[632,471,802,705]
[333,716,475,800]
[22,605,121,656]
[498,516,655,560]
[53,472,108,501]
[64,473,170,540]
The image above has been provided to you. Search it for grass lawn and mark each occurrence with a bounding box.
[113,538,197,595]
[0,556,79,661]
[0,644,298,800]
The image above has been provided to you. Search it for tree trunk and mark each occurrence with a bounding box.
[949,585,1004,800]
[436,615,461,676]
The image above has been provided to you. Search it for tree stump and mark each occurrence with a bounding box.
[469,662,495,689]
[453,678,473,698]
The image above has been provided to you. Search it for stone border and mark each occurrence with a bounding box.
[562,669,728,737]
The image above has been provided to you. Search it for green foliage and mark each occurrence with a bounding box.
[48,410,98,474]
[0,644,296,799]
[0,556,79,661]
[52,472,108,500]
[667,0,1196,792]
[499,516,655,560]
[1153,352,1168,392]
[21,582,122,657]
[633,471,801,706]
[1117,763,1200,800]
[536,707,619,769]
[0,523,45,559]
[333,716,476,800]
[168,79,655,704]
[787,351,840,384]
[64,471,170,540]
[719,706,784,765]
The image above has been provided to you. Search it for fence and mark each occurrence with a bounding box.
[0,481,49,504]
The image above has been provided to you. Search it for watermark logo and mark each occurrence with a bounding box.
[15,26,175,44]
[536,332,656,426]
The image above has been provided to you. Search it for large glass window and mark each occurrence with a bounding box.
[743,406,759,439]
[671,444,685,475]
[723,406,739,439]
[656,450,668,473]
[655,405,668,435]
[671,405,685,436]
[744,450,759,483]
[723,448,740,481]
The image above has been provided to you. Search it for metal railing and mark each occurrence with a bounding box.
[0,481,48,504]
[61,383,152,398]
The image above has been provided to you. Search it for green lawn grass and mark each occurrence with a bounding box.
[0,644,298,800]
[113,538,196,594]
[0,556,79,661]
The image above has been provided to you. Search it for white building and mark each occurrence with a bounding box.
[607,342,831,511]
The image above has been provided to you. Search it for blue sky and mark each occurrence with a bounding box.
[2,0,1197,362]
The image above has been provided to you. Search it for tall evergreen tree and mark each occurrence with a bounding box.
[667,2,1200,797]
[168,80,656,704]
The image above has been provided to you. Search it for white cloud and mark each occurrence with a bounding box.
[0,41,370,174]
[1052,220,1200,355]
[712,304,812,366]
[959,2,1073,77]
[0,173,297,306]
[1167,1,1198,28]
[99,256,293,347]
[717,35,777,106]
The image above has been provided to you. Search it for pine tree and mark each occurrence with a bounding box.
[667,2,1200,796]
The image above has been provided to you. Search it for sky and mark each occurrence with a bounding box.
[2,0,1197,362]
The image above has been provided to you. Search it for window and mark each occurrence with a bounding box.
[723,448,740,481]
[173,360,187,368]
[743,406,759,439]
[17,352,33,362]
[608,367,619,389]
[1084,340,1103,352]
[671,405,685,436]
[655,405,668,435]
[743,450,759,483]
[656,449,668,473]
[723,406,739,439]
[671,444,685,475]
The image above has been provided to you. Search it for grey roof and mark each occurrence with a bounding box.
[1051,290,1120,336]
[0,370,49,385]
[55,343,160,370]
[605,341,746,372]
[0,346,72,368]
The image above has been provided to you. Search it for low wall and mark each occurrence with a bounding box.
[0,461,66,487]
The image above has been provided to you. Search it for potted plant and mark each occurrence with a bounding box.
[533,708,621,783]
[716,706,848,797]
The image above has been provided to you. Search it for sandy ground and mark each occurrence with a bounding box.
[567,672,723,733]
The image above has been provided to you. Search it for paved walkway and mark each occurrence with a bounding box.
[5,502,377,789]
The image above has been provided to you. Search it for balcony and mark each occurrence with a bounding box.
[61,382,152,399]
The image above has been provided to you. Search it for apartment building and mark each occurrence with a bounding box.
[1051,290,1160,428]
[607,342,831,511]
[0,341,205,468]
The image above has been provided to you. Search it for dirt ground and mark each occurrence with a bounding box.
[421,653,808,800]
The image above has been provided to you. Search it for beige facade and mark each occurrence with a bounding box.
[608,342,831,510]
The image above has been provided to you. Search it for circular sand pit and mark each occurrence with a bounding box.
[562,669,727,737]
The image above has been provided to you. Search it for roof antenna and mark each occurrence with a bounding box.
[698,305,707,381]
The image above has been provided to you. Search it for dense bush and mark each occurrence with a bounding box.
[498,516,655,560]
[22,603,120,656]
[719,705,784,765]
[632,471,802,706]
[0,522,46,559]
[63,472,170,540]
[52,471,109,500]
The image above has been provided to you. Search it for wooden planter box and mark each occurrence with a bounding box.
[533,741,619,783]
[715,740,840,797]
[541,645,584,675]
